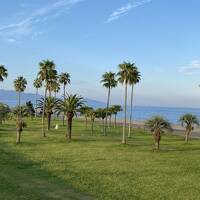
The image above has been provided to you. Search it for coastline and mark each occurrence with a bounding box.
[77,117,200,139]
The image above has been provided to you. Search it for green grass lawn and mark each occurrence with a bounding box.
[1,118,200,200]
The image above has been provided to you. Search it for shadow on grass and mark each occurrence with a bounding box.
[0,143,96,200]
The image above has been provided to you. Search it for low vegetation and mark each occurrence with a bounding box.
[1,118,200,200]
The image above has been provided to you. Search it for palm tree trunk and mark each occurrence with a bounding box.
[35,88,38,118]
[154,132,160,150]
[122,83,128,144]
[91,120,94,134]
[85,116,88,129]
[109,115,111,128]
[67,118,72,140]
[16,130,21,144]
[18,92,21,107]
[105,87,111,136]
[62,84,66,126]
[47,113,51,131]
[54,92,56,120]
[128,84,134,138]
[114,114,117,128]
[185,131,190,143]
[42,87,47,137]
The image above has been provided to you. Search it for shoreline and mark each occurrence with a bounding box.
[77,117,200,139]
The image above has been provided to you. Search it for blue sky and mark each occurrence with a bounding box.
[0,0,200,107]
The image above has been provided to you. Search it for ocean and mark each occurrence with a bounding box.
[117,106,200,124]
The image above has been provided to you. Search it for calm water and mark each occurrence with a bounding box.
[117,106,200,124]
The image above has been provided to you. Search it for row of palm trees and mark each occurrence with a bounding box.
[1,63,200,149]
[79,105,122,134]
[101,62,141,143]
[145,114,199,150]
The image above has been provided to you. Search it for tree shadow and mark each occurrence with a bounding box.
[0,143,96,200]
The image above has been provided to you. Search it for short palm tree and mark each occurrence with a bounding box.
[117,62,133,144]
[37,60,57,137]
[96,108,106,133]
[0,65,8,83]
[79,106,93,129]
[14,76,27,106]
[180,114,199,143]
[38,97,58,130]
[88,109,96,134]
[0,103,10,124]
[128,64,141,137]
[145,116,172,150]
[110,105,122,128]
[12,106,28,144]
[57,94,84,140]
[33,78,42,117]
[101,72,117,135]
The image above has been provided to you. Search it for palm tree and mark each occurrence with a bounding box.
[110,105,122,128]
[117,62,133,144]
[14,76,27,106]
[96,108,106,133]
[37,60,57,137]
[107,107,113,128]
[180,114,199,143]
[0,65,8,83]
[57,94,84,140]
[128,64,141,138]
[0,103,10,124]
[88,109,96,134]
[51,81,60,120]
[12,106,28,143]
[59,72,71,126]
[59,72,71,98]
[101,72,117,135]
[38,97,59,130]
[79,106,93,129]
[33,78,42,117]
[145,116,172,150]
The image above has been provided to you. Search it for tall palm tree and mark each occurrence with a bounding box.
[128,64,141,138]
[59,72,71,98]
[117,62,133,144]
[101,72,117,135]
[37,60,57,137]
[38,97,59,130]
[180,114,199,143]
[57,94,84,140]
[59,72,71,125]
[14,76,27,106]
[52,81,60,120]
[145,116,172,150]
[33,78,42,117]
[110,105,122,128]
[0,65,8,83]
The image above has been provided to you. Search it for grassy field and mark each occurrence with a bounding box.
[1,118,200,200]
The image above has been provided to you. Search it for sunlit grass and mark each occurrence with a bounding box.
[0,118,200,200]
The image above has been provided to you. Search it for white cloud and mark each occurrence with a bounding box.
[105,0,153,23]
[179,60,200,75]
[5,38,17,43]
[0,0,83,42]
